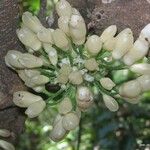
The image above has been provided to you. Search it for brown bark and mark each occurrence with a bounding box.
[0,0,25,145]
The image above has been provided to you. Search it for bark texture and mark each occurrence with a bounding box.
[0,0,25,145]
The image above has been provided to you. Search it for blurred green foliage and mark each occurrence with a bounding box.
[17,1,150,150]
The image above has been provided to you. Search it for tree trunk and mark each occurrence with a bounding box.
[0,0,25,145]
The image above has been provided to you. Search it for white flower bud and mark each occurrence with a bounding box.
[100,77,116,90]
[62,112,80,130]
[76,86,94,110]
[30,75,49,85]
[103,94,119,112]
[123,96,141,104]
[69,14,86,43]
[123,38,149,65]
[130,63,150,75]
[57,74,69,84]
[112,28,134,59]
[5,50,24,69]
[0,140,15,150]
[52,29,69,51]
[58,97,72,115]
[119,80,142,98]
[58,16,70,35]
[13,91,43,108]
[56,0,72,17]
[72,8,81,16]
[139,23,150,43]
[18,53,43,68]
[53,114,63,127]
[59,64,72,76]
[84,58,99,71]
[22,11,43,33]
[137,75,150,92]
[50,119,67,142]
[17,27,41,51]
[100,25,117,42]
[85,35,102,56]
[32,86,45,93]
[69,71,83,85]
[37,28,53,44]
[103,37,116,51]
[0,129,11,137]
[25,100,46,118]
[47,48,58,66]
[72,37,86,45]
[39,55,51,66]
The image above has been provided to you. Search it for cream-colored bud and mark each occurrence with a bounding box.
[69,71,83,85]
[50,119,67,142]
[18,53,43,68]
[52,29,69,51]
[84,58,99,71]
[0,129,11,138]
[139,23,150,43]
[100,77,116,90]
[5,50,24,69]
[32,86,45,93]
[58,16,70,35]
[137,75,150,92]
[100,25,117,42]
[39,55,51,66]
[47,48,58,66]
[103,37,116,51]
[103,94,119,112]
[25,100,46,118]
[76,86,93,110]
[69,14,86,40]
[62,112,80,130]
[37,28,53,44]
[0,140,15,150]
[123,38,149,65]
[24,69,40,78]
[130,63,150,75]
[57,74,69,84]
[58,97,72,115]
[22,11,43,33]
[30,75,49,85]
[85,35,102,56]
[72,37,86,45]
[112,28,134,59]
[72,8,81,15]
[13,91,43,107]
[17,27,41,51]
[53,114,63,127]
[123,96,141,104]
[119,80,142,98]
[56,0,72,17]
[59,64,72,76]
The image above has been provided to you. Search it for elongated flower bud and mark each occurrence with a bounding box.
[22,11,43,33]
[112,28,134,59]
[85,35,102,56]
[32,85,45,93]
[37,28,53,44]
[123,38,149,65]
[69,71,83,85]
[72,37,86,45]
[76,86,94,110]
[137,75,150,92]
[13,91,43,107]
[100,25,117,42]
[84,58,99,71]
[50,119,67,142]
[62,112,80,130]
[30,75,49,85]
[130,63,150,75]
[56,0,72,17]
[139,23,150,43]
[17,27,41,51]
[103,37,116,51]
[53,114,63,127]
[58,97,72,115]
[103,94,119,112]
[0,140,15,150]
[119,80,142,98]
[25,100,46,118]
[18,53,43,68]
[58,16,70,35]
[0,129,11,137]
[100,77,115,90]
[52,29,69,51]
[123,96,141,104]
[5,50,24,69]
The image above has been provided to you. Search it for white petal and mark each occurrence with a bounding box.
[103,37,116,51]
[0,140,15,150]
[84,58,99,71]
[69,71,83,85]
[30,75,49,85]
[48,48,58,66]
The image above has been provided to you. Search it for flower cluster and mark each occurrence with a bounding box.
[5,0,150,142]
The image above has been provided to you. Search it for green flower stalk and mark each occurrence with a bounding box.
[4,0,150,143]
